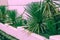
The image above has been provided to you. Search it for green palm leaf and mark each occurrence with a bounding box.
[0,6,7,23]
[25,0,60,38]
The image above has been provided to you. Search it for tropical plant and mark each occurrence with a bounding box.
[25,0,60,38]
[0,6,7,23]
[5,10,25,27]
[25,2,43,34]
[0,6,26,27]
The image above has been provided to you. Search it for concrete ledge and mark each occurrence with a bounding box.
[0,23,48,40]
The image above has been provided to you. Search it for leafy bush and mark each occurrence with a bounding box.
[0,6,7,23]
[25,0,60,38]
[0,6,26,27]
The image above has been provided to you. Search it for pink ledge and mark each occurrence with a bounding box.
[50,35,60,40]
[0,23,48,40]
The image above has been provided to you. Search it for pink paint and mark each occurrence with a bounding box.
[8,0,42,19]
[50,35,60,40]
[0,23,47,40]
[8,0,41,5]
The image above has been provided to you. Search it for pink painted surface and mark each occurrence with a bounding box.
[0,23,18,39]
[0,23,47,40]
[8,0,41,5]
[8,6,25,15]
[8,0,42,19]
[0,0,8,5]
[50,35,60,40]
[27,33,47,40]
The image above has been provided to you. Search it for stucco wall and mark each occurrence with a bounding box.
[0,0,8,6]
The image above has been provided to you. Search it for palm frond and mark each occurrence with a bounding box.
[25,0,60,38]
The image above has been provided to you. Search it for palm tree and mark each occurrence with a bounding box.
[25,0,60,38]
[25,2,43,34]
[0,6,7,23]
[6,10,25,27]
[0,6,25,27]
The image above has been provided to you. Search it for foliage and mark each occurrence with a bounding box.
[0,6,7,23]
[0,6,26,39]
[0,6,26,27]
[6,10,25,27]
[25,0,60,38]
[25,2,43,34]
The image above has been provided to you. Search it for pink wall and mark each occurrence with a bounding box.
[8,0,42,19]
[0,0,8,5]
[8,0,41,5]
